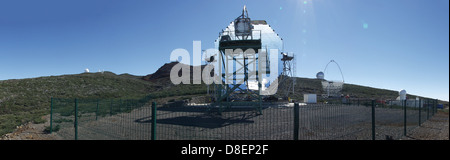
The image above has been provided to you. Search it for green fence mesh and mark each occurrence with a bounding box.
[50,97,438,140]
[50,98,153,140]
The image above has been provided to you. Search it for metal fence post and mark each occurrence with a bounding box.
[119,99,122,112]
[371,100,375,140]
[294,102,299,140]
[434,99,436,115]
[432,99,434,116]
[419,99,421,126]
[96,99,99,121]
[428,99,430,117]
[110,99,113,116]
[434,99,438,115]
[151,102,157,140]
[50,97,53,133]
[74,98,78,140]
[403,99,407,137]
[433,100,437,116]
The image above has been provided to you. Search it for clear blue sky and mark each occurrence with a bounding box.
[0,0,448,101]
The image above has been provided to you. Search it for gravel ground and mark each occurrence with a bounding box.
[155,106,294,140]
[401,111,449,140]
[55,106,152,140]
[2,105,447,140]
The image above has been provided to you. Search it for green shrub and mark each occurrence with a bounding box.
[44,125,60,133]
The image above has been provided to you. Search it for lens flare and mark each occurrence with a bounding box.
[363,23,369,29]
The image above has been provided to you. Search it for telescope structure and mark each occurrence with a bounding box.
[213,6,284,112]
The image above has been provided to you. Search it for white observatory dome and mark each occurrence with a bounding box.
[399,89,407,100]
[316,72,325,80]
[84,68,90,73]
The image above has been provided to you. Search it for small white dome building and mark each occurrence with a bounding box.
[316,71,325,80]
[399,89,407,100]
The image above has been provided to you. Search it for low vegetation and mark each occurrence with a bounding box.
[0,64,447,137]
[0,72,156,136]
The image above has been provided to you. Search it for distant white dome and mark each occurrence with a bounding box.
[84,68,90,73]
[316,71,325,80]
[399,89,407,100]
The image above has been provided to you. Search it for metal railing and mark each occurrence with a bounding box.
[219,30,262,41]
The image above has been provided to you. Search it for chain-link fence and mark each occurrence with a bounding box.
[49,97,439,140]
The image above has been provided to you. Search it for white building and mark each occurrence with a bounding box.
[388,99,423,108]
[303,94,317,104]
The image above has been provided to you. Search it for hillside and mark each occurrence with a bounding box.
[0,62,446,136]
[0,63,207,136]
[283,76,439,102]
[290,77,399,100]
[0,71,160,135]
